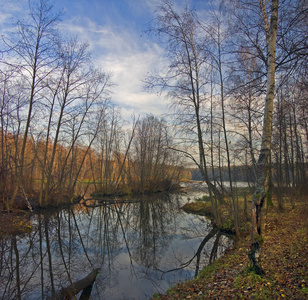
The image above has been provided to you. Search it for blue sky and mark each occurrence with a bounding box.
[0,0,205,122]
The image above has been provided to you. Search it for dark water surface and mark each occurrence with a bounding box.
[0,191,232,299]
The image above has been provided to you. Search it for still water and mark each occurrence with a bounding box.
[0,191,231,300]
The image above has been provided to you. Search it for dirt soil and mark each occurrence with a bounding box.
[153,196,308,299]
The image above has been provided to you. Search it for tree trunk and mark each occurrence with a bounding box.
[250,0,278,275]
[50,269,100,300]
[217,25,239,236]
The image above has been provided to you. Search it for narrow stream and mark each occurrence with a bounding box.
[0,191,232,299]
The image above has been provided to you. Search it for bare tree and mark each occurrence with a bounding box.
[146,0,221,199]
[94,104,123,195]
[204,2,241,235]
[2,0,60,206]
[0,68,23,202]
[132,115,175,192]
[226,0,307,272]
[228,51,265,178]
[41,39,90,204]
[42,39,112,204]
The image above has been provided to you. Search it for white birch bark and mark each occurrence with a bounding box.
[250,0,279,274]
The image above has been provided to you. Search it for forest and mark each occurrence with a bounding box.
[0,0,306,208]
[0,0,193,210]
[0,0,307,297]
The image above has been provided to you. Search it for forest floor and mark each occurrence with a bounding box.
[153,195,308,299]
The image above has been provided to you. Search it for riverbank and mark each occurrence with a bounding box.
[0,184,185,239]
[0,211,32,238]
[153,196,308,299]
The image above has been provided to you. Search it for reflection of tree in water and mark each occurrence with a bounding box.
[0,194,231,299]
[0,214,59,300]
[127,193,178,268]
[0,208,104,299]
[155,228,229,279]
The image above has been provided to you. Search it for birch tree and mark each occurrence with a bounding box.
[250,0,279,274]
[227,0,307,272]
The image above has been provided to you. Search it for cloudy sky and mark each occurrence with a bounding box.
[0,0,205,121]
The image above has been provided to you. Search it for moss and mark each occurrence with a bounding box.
[267,195,274,206]
[166,288,177,296]
[221,218,235,231]
[300,287,308,296]
[195,195,211,202]
[252,233,264,247]
[197,260,221,279]
[182,202,213,217]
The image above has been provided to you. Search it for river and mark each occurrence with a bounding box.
[0,190,232,300]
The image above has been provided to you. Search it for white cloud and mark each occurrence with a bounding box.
[59,14,169,122]
[0,12,9,25]
[0,0,26,35]
[100,40,168,121]
[1,0,171,123]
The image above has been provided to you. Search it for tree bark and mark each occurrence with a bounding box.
[250,0,279,274]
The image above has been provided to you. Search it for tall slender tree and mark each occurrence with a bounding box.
[3,0,60,206]
[146,0,221,199]
[250,0,279,274]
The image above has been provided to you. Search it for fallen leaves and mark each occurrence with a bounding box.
[153,196,308,299]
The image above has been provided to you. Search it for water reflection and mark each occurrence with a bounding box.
[0,192,232,300]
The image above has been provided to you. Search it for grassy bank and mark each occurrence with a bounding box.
[154,196,308,299]
[182,193,251,235]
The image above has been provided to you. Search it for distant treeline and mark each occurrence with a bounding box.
[190,166,255,183]
[0,115,190,209]
[190,162,308,187]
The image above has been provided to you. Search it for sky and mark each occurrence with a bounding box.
[0,0,205,122]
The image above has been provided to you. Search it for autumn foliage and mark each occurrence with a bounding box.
[0,130,191,209]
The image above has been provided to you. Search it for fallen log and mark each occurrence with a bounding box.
[49,268,100,300]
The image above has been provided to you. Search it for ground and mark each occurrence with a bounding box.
[153,196,308,299]
[0,210,32,238]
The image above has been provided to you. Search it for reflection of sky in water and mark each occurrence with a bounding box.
[98,236,204,300]
[0,192,232,300]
